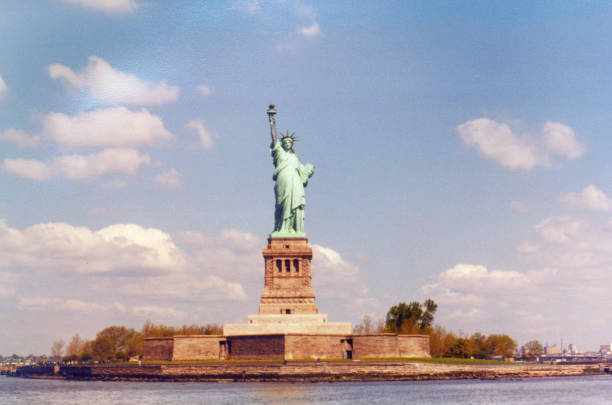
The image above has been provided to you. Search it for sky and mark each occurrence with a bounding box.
[2,0,612,355]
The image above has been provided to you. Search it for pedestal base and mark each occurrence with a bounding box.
[223,313,352,336]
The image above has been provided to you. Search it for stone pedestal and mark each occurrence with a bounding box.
[260,237,317,315]
[223,237,351,336]
[223,313,351,335]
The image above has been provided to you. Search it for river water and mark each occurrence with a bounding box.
[2,375,612,404]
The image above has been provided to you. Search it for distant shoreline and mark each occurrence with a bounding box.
[6,361,604,382]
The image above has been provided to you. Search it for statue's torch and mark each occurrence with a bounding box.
[267,103,277,119]
[267,104,278,141]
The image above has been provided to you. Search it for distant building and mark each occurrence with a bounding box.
[599,344,612,354]
[544,345,560,355]
[568,343,579,355]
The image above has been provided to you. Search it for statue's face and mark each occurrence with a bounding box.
[282,138,293,151]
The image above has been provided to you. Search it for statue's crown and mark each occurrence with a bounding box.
[280,131,298,142]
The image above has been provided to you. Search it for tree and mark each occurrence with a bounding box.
[420,299,438,329]
[141,320,223,337]
[66,334,85,357]
[353,315,374,334]
[385,299,437,334]
[524,340,544,359]
[51,339,65,359]
[428,325,449,357]
[486,334,517,358]
[448,337,470,358]
[469,332,488,359]
[91,326,142,362]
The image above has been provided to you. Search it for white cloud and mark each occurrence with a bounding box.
[18,296,62,310]
[48,56,178,106]
[446,308,483,320]
[0,129,41,148]
[457,119,584,170]
[62,0,139,14]
[53,148,150,180]
[107,229,258,303]
[522,215,612,268]
[435,264,532,292]
[297,23,321,38]
[18,296,185,318]
[420,263,557,339]
[311,244,370,299]
[422,263,552,308]
[155,168,181,187]
[118,274,246,302]
[187,120,217,149]
[171,235,375,316]
[0,220,186,275]
[3,158,53,181]
[197,85,214,96]
[131,305,186,319]
[497,212,612,347]
[43,107,173,148]
[178,229,262,277]
[18,296,125,314]
[543,122,584,159]
[533,216,583,244]
[418,210,612,347]
[562,185,612,212]
[0,74,7,99]
[60,299,123,314]
[3,148,151,181]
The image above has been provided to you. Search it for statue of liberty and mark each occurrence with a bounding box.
[267,104,314,237]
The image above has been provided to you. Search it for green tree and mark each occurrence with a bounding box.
[449,337,476,358]
[92,326,142,362]
[419,299,438,329]
[486,334,517,358]
[469,332,488,359]
[385,299,437,334]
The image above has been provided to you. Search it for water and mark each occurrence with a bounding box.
[2,375,612,404]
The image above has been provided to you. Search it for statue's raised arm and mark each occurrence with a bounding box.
[267,104,278,146]
[266,104,314,238]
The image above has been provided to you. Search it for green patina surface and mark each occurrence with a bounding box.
[267,104,314,239]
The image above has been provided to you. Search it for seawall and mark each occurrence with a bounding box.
[10,362,602,382]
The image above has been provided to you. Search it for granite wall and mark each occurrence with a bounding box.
[143,334,430,361]
[172,335,225,361]
[398,335,430,358]
[143,337,173,361]
[226,335,285,360]
[284,334,345,360]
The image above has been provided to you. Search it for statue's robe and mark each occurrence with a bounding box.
[271,141,313,233]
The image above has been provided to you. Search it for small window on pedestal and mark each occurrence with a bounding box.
[276,260,282,273]
[285,259,291,272]
[294,259,300,273]
[285,309,291,314]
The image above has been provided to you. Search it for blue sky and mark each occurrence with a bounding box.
[2,0,612,355]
